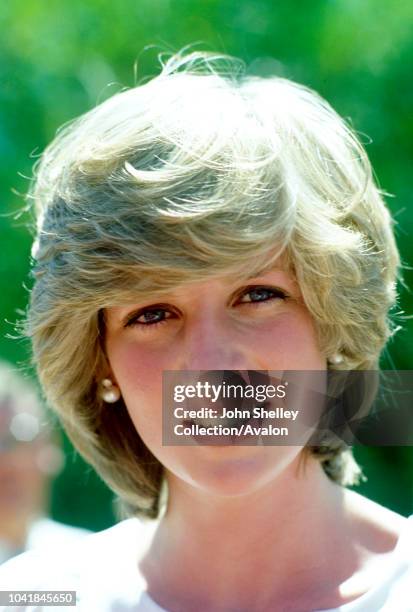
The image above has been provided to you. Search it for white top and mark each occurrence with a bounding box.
[0,515,412,611]
[0,517,90,565]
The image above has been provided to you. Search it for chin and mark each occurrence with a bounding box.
[166,445,301,497]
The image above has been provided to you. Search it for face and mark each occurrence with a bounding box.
[104,265,327,497]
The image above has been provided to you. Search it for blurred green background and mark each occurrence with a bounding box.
[1,0,412,529]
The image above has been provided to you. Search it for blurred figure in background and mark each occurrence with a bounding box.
[0,360,89,564]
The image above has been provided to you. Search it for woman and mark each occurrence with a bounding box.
[1,51,412,611]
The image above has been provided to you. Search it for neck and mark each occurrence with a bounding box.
[140,455,357,610]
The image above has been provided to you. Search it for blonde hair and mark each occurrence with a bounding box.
[26,51,400,518]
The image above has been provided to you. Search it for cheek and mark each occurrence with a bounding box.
[251,311,325,369]
[108,337,165,398]
[106,339,165,445]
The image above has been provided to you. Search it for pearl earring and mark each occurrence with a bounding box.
[329,353,344,365]
[100,378,121,403]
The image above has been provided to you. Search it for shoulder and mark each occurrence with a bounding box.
[0,518,150,609]
[359,513,413,610]
[26,517,91,551]
[344,489,410,552]
[341,490,413,608]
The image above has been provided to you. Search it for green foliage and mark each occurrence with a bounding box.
[1,0,412,527]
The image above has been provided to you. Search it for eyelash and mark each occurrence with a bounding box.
[124,286,289,330]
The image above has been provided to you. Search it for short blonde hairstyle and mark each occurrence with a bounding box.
[26,52,400,518]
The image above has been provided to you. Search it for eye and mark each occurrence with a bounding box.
[124,304,175,329]
[123,286,289,330]
[237,285,288,306]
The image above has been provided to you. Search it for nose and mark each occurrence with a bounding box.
[177,310,250,372]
